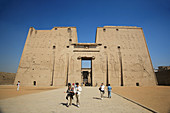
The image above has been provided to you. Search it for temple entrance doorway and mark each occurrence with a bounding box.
[81,57,92,86]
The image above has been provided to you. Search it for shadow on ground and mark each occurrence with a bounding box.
[93,96,108,100]
[60,103,67,107]
[0,108,3,113]
[60,103,77,107]
[93,97,101,100]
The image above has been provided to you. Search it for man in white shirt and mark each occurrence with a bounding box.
[74,82,82,108]
[99,83,105,100]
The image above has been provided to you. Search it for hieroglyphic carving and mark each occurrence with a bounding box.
[56,54,65,77]
[129,55,150,78]
[15,26,157,86]
[70,55,74,74]
[99,53,106,73]
[109,54,119,78]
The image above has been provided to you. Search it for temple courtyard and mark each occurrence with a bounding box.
[0,86,170,113]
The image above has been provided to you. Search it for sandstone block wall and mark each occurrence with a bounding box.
[0,72,16,85]
[14,26,157,86]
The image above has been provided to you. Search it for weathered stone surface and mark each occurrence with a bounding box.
[14,26,157,86]
[155,66,170,85]
[0,72,16,85]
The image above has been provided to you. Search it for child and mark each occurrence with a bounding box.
[107,84,112,98]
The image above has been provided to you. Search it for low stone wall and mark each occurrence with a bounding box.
[0,72,16,85]
[155,70,170,85]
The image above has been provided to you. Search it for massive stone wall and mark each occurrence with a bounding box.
[14,27,78,86]
[14,26,157,86]
[96,26,157,86]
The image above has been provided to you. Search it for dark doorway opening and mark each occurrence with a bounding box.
[81,57,92,86]
[82,71,89,85]
[136,82,139,86]
[34,81,36,86]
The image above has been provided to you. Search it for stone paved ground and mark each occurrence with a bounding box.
[0,87,152,113]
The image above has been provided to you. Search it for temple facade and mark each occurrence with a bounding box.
[14,26,157,86]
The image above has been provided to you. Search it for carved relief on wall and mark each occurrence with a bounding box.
[59,59,64,77]
[70,55,75,74]
[99,53,106,73]
[130,55,151,78]
[55,54,65,77]
[109,54,119,78]
[19,52,35,74]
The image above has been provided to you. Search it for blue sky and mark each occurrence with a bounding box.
[0,0,170,73]
[82,60,91,68]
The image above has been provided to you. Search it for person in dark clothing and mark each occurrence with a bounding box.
[66,83,74,107]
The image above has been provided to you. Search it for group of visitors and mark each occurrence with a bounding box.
[65,82,112,108]
[99,83,112,99]
[17,81,112,108]
[65,82,82,108]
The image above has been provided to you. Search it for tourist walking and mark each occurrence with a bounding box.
[75,82,82,108]
[72,83,75,90]
[99,83,105,100]
[107,84,112,98]
[66,83,74,107]
[17,81,20,91]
